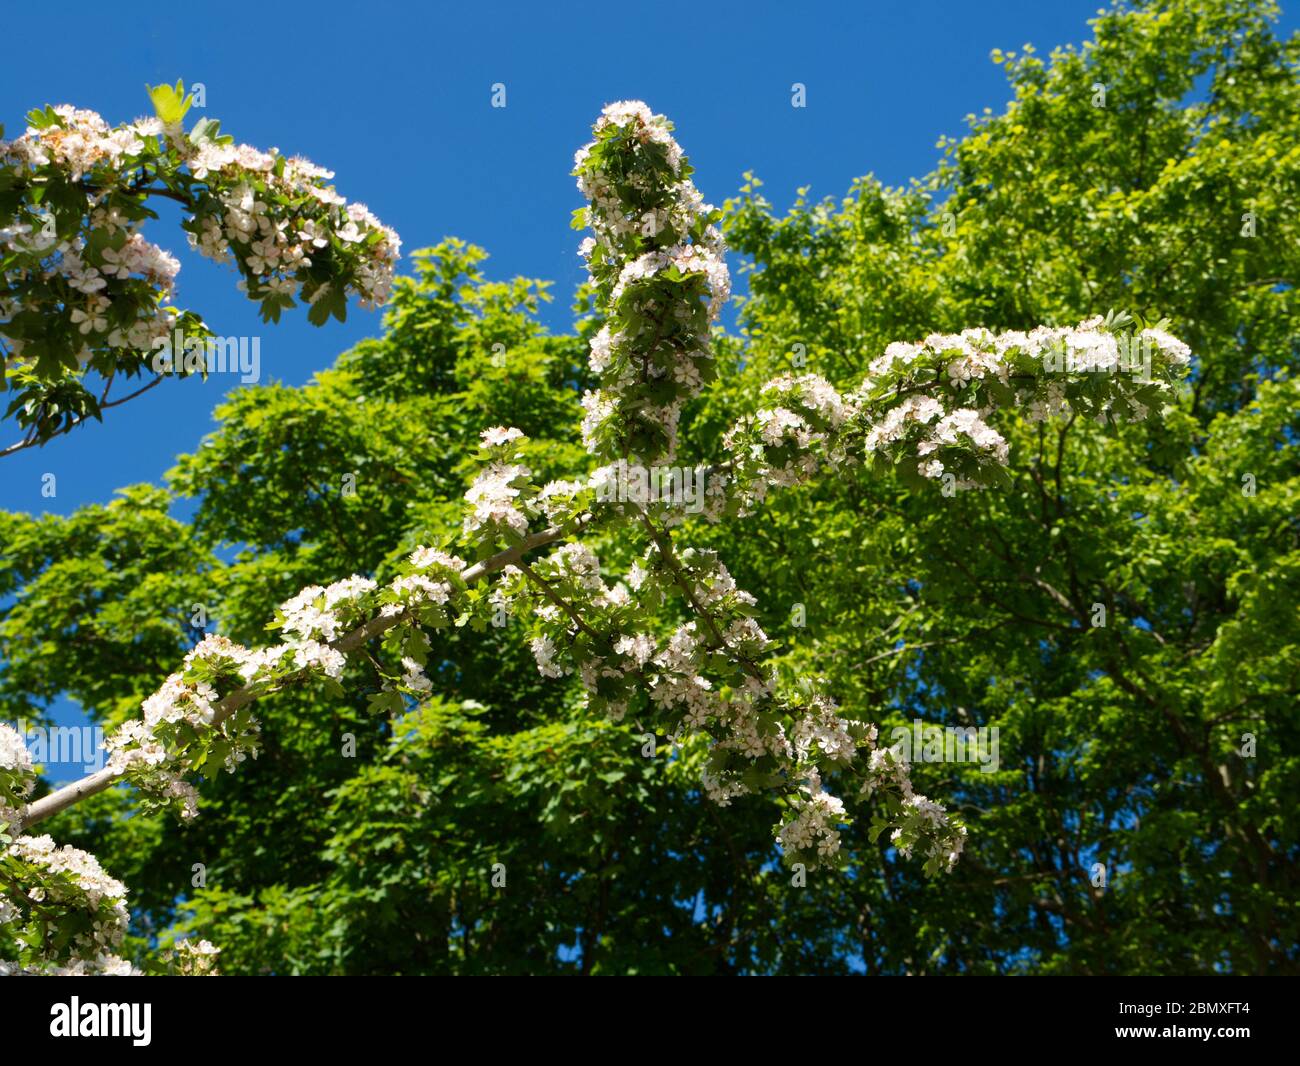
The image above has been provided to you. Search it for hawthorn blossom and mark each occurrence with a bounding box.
[481,426,524,447]
[0,93,400,432]
[573,101,729,461]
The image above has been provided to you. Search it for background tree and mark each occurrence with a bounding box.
[712,0,1298,973]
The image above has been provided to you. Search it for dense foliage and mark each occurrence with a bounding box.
[1,0,1295,974]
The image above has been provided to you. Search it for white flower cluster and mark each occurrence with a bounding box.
[0,105,152,178]
[105,636,262,818]
[775,701,964,868]
[0,722,35,832]
[0,109,180,367]
[490,521,958,867]
[104,550,464,821]
[536,478,588,525]
[606,245,730,322]
[574,101,730,462]
[2,833,130,959]
[777,774,848,859]
[280,575,378,644]
[52,229,181,305]
[867,319,1190,389]
[507,541,790,795]
[0,192,184,368]
[0,98,399,399]
[861,746,968,871]
[0,953,141,976]
[462,430,599,549]
[384,548,460,620]
[0,723,33,776]
[862,393,943,451]
[790,695,861,763]
[722,318,1191,508]
[719,372,858,511]
[855,319,1186,477]
[1139,327,1192,365]
[172,937,221,976]
[575,101,686,238]
[464,433,533,539]
[906,406,1009,482]
[530,635,565,679]
[187,148,400,309]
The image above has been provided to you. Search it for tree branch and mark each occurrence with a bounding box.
[16,520,582,831]
[1,375,167,459]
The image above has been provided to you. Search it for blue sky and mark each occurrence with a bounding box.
[2,0,1187,516]
[2,1,1296,772]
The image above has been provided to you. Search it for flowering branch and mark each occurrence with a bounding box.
[13,523,576,833]
[0,84,400,451]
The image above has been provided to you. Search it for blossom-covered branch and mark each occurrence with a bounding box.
[0,524,582,973]
[12,524,578,834]
[463,104,1189,877]
[719,314,1191,514]
[573,101,729,463]
[0,82,400,452]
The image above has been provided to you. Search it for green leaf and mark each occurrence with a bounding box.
[146,80,194,126]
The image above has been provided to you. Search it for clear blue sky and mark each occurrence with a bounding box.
[2,1,1295,771]
[2,0,1190,516]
